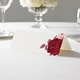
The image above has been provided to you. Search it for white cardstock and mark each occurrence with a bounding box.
[10,29,72,55]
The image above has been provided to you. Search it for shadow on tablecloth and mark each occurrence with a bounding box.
[0,36,13,40]
[58,50,80,58]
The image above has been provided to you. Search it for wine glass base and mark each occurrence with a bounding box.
[31,23,47,29]
[0,30,14,37]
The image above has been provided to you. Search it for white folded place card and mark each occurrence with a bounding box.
[10,29,72,56]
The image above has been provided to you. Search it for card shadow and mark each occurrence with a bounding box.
[58,50,80,58]
[0,36,13,40]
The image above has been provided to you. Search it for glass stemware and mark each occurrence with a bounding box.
[77,8,80,24]
[28,6,48,29]
[0,0,13,36]
[67,8,80,41]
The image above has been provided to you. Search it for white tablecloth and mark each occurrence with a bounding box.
[0,22,80,80]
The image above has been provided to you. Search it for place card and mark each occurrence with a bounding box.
[10,29,71,56]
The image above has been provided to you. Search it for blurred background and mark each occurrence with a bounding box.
[0,0,80,22]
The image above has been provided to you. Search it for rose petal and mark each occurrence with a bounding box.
[57,33,64,39]
[47,39,51,43]
[40,44,46,48]
[45,45,48,50]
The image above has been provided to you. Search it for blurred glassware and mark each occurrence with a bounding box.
[0,0,13,37]
[28,6,48,29]
[77,8,80,24]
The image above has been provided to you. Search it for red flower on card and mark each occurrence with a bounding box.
[40,33,64,56]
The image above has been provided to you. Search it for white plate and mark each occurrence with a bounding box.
[0,31,14,38]
[67,34,80,42]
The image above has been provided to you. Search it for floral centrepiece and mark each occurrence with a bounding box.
[40,33,64,56]
[19,0,57,8]
[19,0,57,28]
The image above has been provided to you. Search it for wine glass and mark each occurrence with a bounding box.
[0,0,13,36]
[67,8,80,41]
[77,8,80,24]
[28,6,48,29]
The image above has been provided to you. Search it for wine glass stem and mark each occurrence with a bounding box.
[1,9,5,31]
[35,15,42,25]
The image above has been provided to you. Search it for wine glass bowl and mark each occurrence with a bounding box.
[0,0,13,36]
[0,0,12,10]
[28,7,48,16]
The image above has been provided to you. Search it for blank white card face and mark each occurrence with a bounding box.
[10,29,71,55]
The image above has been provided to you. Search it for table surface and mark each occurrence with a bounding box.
[0,22,80,80]
[1,22,80,34]
[0,22,80,49]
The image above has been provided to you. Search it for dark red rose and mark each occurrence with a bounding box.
[40,33,64,56]
[47,38,63,56]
